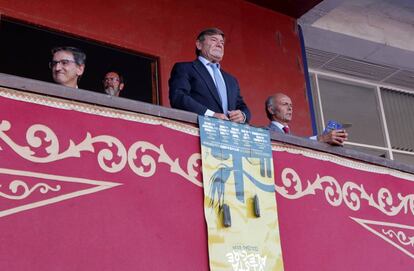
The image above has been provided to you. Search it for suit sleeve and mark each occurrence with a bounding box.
[168,63,209,115]
[233,79,251,123]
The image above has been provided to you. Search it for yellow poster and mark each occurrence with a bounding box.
[199,116,284,271]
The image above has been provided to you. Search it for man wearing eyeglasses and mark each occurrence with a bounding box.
[50,46,86,88]
[103,71,124,96]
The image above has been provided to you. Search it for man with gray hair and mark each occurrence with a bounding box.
[49,46,86,88]
[265,92,348,146]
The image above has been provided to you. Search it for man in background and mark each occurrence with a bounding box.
[103,71,125,96]
[50,46,86,88]
[265,92,348,146]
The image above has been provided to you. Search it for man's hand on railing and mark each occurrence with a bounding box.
[318,129,348,146]
[228,110,245,123]
[213,112,229,120]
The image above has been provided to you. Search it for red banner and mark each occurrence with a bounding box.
[0,88,207,270]
[273,145,414,271]
[0,87,413,270]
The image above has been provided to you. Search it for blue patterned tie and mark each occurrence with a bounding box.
[209,63,228,114]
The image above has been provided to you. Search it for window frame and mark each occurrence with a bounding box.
[309,69,414,163]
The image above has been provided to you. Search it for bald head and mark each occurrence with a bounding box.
[265,93,293,126]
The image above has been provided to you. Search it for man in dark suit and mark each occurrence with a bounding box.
[265,92,348,145]
[169,28,250,123]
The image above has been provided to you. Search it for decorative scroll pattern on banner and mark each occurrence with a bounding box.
[351,217,414,259]
[0,120,202,187]
[128,142,201,186]
[0,167,122,218]
[272,145,414,262]
[272,144,414,182]
[0,87,199,136]
[275,167,414,217]
[382,229,414,247]
[0,180,60,200]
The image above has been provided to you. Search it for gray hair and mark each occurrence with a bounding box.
[265,95,275,120]
[51,46,86,65]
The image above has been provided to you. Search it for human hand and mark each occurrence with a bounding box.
[213,113,229,120]
[318,129,348,146]
[228,110,245,123]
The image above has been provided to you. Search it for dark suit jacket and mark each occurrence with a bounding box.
[268,122,285,134]
[168,59,251,122]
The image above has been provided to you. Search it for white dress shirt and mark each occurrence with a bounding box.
[198,56,226,116]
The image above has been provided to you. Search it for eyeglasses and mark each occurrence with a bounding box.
[103,77,120,82]
[49,59,77,69]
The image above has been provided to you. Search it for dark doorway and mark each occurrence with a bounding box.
[0,18,159,104]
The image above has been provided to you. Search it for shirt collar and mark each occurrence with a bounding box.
[271,121,288,130]
[198,56,220,69]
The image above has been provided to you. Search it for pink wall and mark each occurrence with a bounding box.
[0,0,312,135]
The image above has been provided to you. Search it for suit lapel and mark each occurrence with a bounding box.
[192,59,223,109]
[269,122,284,133]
